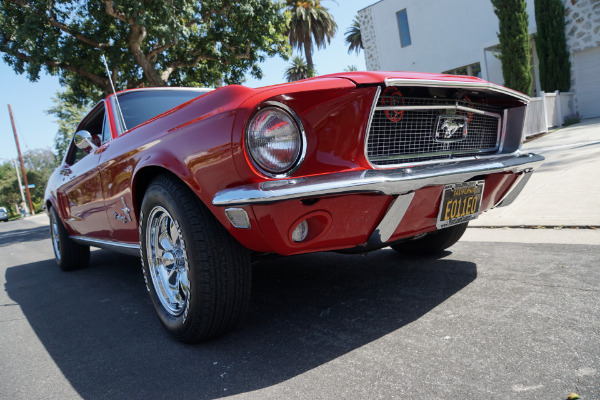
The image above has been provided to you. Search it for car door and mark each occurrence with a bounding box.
[99,89,209,245]
[98,95,140,245]
[56,102,113,240]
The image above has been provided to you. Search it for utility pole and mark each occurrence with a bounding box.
[13,159,27,211]
[7,104,35,215]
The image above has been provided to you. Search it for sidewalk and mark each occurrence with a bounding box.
[471,117,600,227]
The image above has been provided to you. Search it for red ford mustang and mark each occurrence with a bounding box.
[44,71,543,342]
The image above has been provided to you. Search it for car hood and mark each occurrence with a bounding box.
[315,71,529,103]
[319,71,488,85]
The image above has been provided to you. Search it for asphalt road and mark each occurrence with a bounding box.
[0,217,598,399]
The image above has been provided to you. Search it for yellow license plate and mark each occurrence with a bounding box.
[436,181,484,229]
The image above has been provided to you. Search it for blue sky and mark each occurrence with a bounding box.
[0,0,369,162]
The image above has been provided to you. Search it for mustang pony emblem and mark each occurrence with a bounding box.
[434,115,468,142]
[441,120,465,138]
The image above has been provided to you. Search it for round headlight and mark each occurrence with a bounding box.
[246,106,304,176]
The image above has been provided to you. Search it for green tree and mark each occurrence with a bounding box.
[46,89,92,161]
[491,0,533,95]
[0,149,55,214]
[23,148,58,175]
[284,55,310,81]
[287,0,337,77]
[534,0,570,92]
[344,16,362,55]
[0,0,290,105]
[344,65,357,72]
[0,161,20,215]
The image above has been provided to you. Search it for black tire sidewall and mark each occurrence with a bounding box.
[140,180,200,338]
[49,206,89,271]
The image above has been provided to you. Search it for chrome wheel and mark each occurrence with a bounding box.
[50,212,61,261]
[145,206,190,316]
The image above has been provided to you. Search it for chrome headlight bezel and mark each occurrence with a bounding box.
[245,101,306,178]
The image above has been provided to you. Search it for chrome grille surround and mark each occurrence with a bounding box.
[365,93,504,168]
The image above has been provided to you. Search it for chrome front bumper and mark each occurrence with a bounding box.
[213,153,544,207]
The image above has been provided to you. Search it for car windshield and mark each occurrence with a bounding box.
[116,89,211,132]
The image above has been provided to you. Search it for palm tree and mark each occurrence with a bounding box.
[344,65,358,72]
[287,0,337,77]
[345,15,363,55]
[284,56,311,82]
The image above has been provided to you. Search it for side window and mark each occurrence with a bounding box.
[117,90,208,132]
[66,102,107,166]
[397,9,412,47]
[101,113,112,144]
[69,143,88,165]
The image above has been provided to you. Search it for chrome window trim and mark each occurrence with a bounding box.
[70,236,140,257]
[117,87,213,94]
[110,96,125,136]
[384,78,531,103]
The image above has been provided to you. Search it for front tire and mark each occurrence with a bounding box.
[49,206,90,271]
[391,222,469,256]
[140,174,251,343]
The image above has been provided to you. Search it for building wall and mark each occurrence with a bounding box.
[359,0,599,116]
[359,6,381,71]
[564,0,600,53]
[563,0,600,116]
[358,0,537,80]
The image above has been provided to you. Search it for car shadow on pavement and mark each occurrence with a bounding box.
[5,248,476,399]
[0,226,48,248]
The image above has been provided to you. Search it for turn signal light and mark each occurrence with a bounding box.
[291,220,308,242]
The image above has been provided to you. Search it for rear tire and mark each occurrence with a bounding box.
[49,206,90,271]
[391,222,469,256]
[140,174,251,343]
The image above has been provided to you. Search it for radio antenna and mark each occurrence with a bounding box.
[101,55,127,132]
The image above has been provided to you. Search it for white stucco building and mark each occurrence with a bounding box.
[358,0,600,118]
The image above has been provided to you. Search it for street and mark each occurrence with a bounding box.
[1,119,599,399]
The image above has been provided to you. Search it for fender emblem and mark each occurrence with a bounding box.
[114,197,132,224]
[434,115,468,142]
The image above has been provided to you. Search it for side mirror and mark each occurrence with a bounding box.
[74,130,98,151]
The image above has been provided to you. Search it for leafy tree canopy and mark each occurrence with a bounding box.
[491,0,532,95]
[284,55,309,81]
[534,0,570,92]
[0,148,56,214]
[46,88,92,161]
[344,15,362,55]
[0,0,291,105]
[287,0,336,77]
[0,162,20,213]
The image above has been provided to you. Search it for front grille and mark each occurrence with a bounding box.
[366,94,503,167]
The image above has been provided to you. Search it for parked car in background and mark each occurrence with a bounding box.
[44,71,543,343]
[0,207,8,222]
